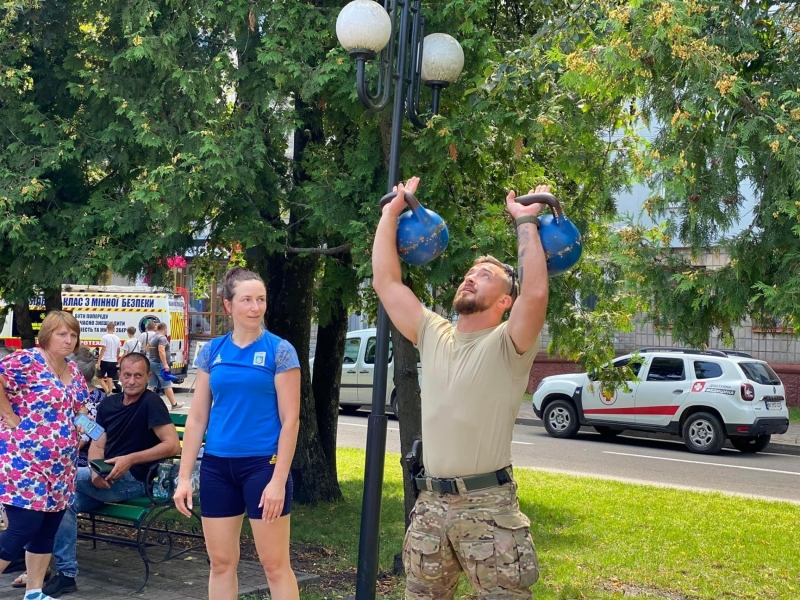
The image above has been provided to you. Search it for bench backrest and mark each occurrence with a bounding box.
[170,412,187,443]
[170,412,188,428]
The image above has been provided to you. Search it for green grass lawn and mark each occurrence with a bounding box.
[789,406,800,424]
[242,447,800,600]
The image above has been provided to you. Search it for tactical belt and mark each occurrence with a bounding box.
[414,467,512,495]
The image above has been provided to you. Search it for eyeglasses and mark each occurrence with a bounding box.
[501,263,518,300]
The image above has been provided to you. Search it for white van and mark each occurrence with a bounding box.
[314,328,421,415]
[0,285,190,381]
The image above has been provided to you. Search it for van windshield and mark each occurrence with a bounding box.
[738,362,781,385]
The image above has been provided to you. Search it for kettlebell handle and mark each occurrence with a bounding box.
[514,192,563,218]
[379,190,421,211]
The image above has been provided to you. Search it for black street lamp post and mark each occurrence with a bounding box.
[336,1,463,598]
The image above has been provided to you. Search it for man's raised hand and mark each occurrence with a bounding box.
[506,184,551,221]
[382,176,421,218]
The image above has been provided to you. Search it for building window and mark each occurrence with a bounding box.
[751,316,794,335]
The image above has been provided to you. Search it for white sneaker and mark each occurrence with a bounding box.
[24,591,56,600]
[170,402,185,411]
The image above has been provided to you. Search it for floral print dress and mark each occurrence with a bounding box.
[0,349,88,512]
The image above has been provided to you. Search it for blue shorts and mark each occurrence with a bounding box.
[199,454,293,519]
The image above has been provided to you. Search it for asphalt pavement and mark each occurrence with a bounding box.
[516,399,800,453]
[169,372,800,503]
[336,410,800,505]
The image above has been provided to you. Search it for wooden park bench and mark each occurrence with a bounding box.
[77,412,205,593]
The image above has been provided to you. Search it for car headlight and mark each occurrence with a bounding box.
[535,380,545,392]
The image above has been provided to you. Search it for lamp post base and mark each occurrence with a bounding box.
[355,412,389,599]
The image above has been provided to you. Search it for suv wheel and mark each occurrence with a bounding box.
[730,434,771,453]
[682,412,725,454]
[543,399,580,438]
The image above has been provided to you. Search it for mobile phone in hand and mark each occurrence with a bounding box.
[89,459,114,477]
[75,414,105,441]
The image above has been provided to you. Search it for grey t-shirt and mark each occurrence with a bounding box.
[148,333,169,363]
[122,337,141,354]
[139,332,153,354]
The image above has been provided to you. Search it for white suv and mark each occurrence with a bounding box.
[532,348,790,454]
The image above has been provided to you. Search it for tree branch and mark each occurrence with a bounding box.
[285,243,352,255]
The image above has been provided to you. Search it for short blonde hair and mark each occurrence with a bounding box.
[473,255,516,298]
[38,311,81,353]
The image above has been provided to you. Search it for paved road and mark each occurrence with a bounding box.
[170,375,800,504]
[336,412,800,505]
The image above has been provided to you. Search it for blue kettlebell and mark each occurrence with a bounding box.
[380,190,449,266]
[515,192,582,276]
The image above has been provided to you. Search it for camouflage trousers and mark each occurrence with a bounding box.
[403,478,539,599]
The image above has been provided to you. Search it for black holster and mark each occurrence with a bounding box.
[403,439,423,498]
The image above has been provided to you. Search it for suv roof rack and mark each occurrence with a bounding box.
[712,349,753,358]
[637,347,728,358]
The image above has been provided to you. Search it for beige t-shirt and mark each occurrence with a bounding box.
[416,309,538,478]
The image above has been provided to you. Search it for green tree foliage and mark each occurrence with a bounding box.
[0,0,216,299]
[5,0,797,502]
[2,0,646,380]
[418,0,644,381]
[0,0,347,501]
[556,0,800,346]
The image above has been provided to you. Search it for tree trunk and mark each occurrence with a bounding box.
[44,288,62,312]
[392,320,422,527]
[262,250,342,504]
[311,281,349,479]
[13,304,36,349]
[391,319,422,575]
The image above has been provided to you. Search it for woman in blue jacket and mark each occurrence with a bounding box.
[174,267,301,600]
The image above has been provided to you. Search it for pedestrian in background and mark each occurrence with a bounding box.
[120,326,141,358]
[97,323,120,394]
[139,321,156,356]
[174,266,301,600]
[147,323,183,411]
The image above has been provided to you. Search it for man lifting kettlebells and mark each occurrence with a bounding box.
[373,176,551,599]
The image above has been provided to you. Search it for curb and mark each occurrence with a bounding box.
[515,417,800,456]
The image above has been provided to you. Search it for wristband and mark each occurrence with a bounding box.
[515,215,540,230]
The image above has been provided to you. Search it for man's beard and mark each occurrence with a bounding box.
[453,291,491,315]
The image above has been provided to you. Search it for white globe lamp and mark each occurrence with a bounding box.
[420,33,464,85]
[336,0,392,59]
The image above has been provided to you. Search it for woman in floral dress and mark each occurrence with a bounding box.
[0,312,88,600]
[9,346,104,589]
